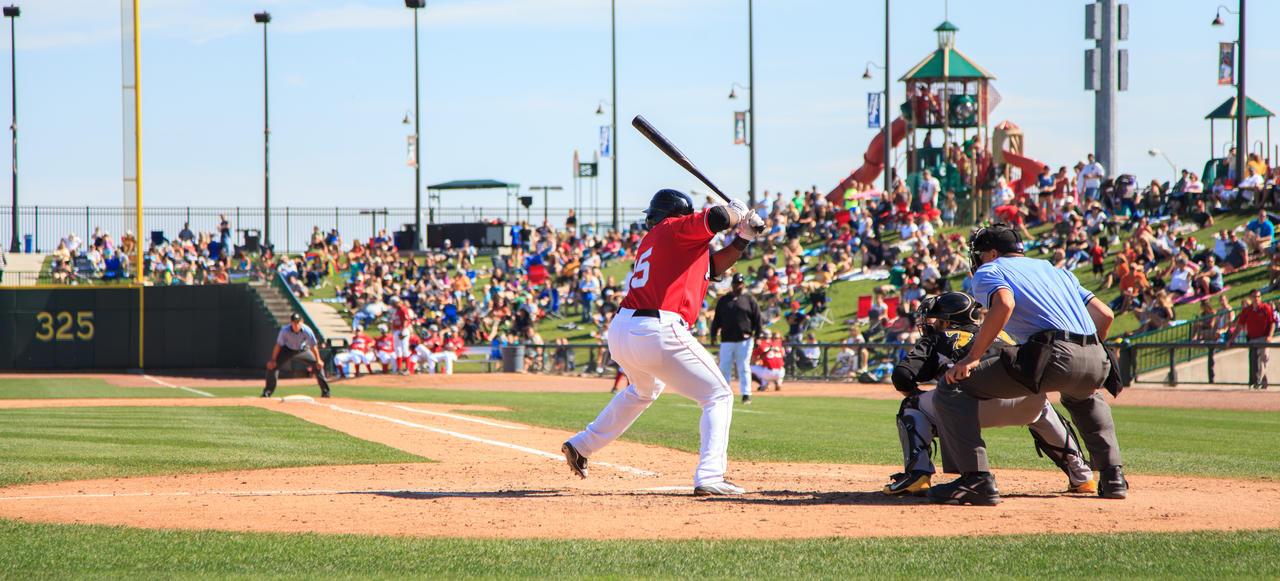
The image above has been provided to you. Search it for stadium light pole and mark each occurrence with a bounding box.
[1147,148,1178,182]
[609,0,618,231]
[5,5,18,254]
[254,11,271,251]
[406,0,425,249]
[1213,2,1245,184]
[529,185,563,225]
[862,59,891,194]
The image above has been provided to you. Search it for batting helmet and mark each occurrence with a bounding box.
[643,188,694,229]
[925,292,980,326]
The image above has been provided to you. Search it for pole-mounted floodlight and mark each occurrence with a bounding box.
[4,4,17,253]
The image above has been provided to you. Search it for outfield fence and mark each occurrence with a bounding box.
[0,205,639,255]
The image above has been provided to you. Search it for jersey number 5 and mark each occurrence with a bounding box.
[627,248,653,290]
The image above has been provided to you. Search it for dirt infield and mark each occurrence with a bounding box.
[0,373,1277,539]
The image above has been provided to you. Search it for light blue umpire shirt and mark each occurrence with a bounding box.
[970,256,1097,344]
[277,323,319,351]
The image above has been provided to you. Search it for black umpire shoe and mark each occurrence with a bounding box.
[926,472,1001,506]
[1099,465,1129,499]
[261,390,273,398]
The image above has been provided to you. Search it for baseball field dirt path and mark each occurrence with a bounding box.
[0,372,1277,539]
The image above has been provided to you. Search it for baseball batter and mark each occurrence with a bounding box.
[884,293,1094,496]
[562,189,765,496]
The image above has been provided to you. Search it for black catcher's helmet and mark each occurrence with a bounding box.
[968,223,1023,272]
[643,188,694,228]
[925,292,980,326]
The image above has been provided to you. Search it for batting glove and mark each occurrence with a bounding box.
[727,199,751,222]
[735,213,766,241]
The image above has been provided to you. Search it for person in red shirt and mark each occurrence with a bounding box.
[389,296,415,374]
[334,330,375,378]
[749,329,786,391]
[1228,288,1276,390]
[373,324,396,373]
[561,189,765,496]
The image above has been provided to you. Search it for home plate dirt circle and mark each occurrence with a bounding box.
[0,374,1277,539]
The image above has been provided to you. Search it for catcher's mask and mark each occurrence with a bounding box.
[926,292,980,326]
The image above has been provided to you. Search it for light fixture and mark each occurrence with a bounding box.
[253,11,270,23]
[1211,13,1224,26]
[862,67,872,79]
[728,88,738,100]
[402,111,411,125]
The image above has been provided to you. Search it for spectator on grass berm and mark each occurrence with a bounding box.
[1243,210,1275,255]
[1227,288,1276,390]
[1220,231,1249,274]
[263,313,330,398]
[1192,255,1224,297]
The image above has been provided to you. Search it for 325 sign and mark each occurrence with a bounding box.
[34,311,95,342]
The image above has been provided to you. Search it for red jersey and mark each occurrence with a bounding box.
[620,210,716,327]
[443,336,465,353]
[1234,302,1276,340]
[375,334,395,353]
[1090,245,1106,267]
[349,332,373,353]
[753,338,785,370]
[421,333,442,353]
[391,304,414,331]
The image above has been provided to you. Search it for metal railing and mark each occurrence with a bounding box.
[1126,340,1279,387]
[472,341,914,381]
[0,205,639,256]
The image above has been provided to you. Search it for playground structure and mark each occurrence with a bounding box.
[1201,95,1275,187]
[828,21,998,223]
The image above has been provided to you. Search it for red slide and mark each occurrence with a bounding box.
[826,117,908,205]
[1000,150,1047,196]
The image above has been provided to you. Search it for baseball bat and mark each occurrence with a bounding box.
[631,115,731,203]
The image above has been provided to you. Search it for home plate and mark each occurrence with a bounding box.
[281,395,315,403]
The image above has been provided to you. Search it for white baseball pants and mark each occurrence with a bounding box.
[567,308,734,487]
[718,339,754,396]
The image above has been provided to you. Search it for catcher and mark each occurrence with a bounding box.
[884,292,1095,496]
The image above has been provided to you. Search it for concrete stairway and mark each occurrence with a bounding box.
[248,280,295,328]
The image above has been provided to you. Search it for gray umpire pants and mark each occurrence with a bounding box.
[934,339,1120,473]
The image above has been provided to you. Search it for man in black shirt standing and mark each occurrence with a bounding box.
[711,273,762,404]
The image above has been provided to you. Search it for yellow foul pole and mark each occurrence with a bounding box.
[122,0,144,368]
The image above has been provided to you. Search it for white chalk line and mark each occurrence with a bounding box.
[0,489,503,502]
[137,373,215,398]
[320,403,659,477]
[373,402,527,430]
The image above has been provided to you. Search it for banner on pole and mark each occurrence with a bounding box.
[734,111,747,145]
[867,92,882,129]
[1218,42,1235,86]
[578,162,598,177]
[406,135,418,167]
[599,125,612,159]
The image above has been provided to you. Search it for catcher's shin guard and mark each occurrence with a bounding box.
[1029,405,1090,481]
[896,397,935,474]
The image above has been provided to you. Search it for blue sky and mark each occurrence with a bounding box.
[6,0,1277,219]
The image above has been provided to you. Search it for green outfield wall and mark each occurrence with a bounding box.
[0,285,280,370]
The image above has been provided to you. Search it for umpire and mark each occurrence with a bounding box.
[711,273,762,404]
[263,313,331,398]
[929,224,1125,505]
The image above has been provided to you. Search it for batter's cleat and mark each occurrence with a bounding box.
[926,472,1001,506]
[320,391,331,398]
[883,470,932,496]
[1067,477,1098,494]
[1099,466,1128,499]
[260,390,273,398]
[562,441,588,479]
[693,481,745,496]
[742,395,752,405]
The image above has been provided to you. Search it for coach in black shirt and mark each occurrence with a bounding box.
[711,273,762,403]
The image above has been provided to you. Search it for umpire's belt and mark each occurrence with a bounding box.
[1049,330,1099,345]
[632,309,661,318]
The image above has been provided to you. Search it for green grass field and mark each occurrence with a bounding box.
[0,376,1276,578]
